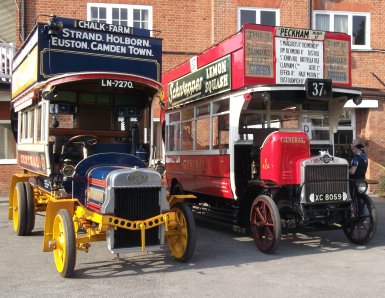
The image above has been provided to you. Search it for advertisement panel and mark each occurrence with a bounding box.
[168,55,231,108]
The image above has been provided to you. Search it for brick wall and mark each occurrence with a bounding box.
[0,165,21,198]
[0,101,10,120]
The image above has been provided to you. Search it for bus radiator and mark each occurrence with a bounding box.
[303,164,349,203]
[112,187,161,248]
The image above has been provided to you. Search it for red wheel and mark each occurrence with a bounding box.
[250,195,281,254]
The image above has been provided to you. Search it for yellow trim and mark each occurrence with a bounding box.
[167,194,196,208]
[12,47,38,98]
[8,174,36,220]
[43,199,185,253]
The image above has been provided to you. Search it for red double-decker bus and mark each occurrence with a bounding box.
[162,24,376,253]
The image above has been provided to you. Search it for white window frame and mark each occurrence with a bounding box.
[87,3,153,30]
[237,7,280,30]
[0,120,17,164]
[33,101,49,144]
[313,11,371,50]
[18,103,49,145]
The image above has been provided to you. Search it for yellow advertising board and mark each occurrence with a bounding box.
[11,46,38,98]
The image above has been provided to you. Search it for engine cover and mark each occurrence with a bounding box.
[86,166,167,214]
[260,131,310,185]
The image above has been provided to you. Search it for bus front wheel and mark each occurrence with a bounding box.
[166,202,196,262]
[250,195,281,254]
[53,209,76,278]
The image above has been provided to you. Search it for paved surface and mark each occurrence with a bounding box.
[1,196,385,297]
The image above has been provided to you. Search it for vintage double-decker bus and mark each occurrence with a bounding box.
[162,24,376,253]
[8,16,195,277]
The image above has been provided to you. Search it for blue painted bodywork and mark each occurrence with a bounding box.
[71,153,145,202]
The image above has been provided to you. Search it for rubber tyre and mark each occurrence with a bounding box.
[343,195,377,245]
[13,182,27,236]
[250,195,281,254]
[171,182,183,195]
[24,182,35,234]
[53,209,76,278]
[166,202,196,262]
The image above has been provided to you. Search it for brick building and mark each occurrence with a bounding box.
[0,0,17,198]
[0,0,384,197]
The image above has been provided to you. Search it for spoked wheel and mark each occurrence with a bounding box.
[166,202,196,262]
[343,195,377,245]
[24,182,35,234]
[12,182,27,236]
[250,195,281,254]
[53,209,76,278]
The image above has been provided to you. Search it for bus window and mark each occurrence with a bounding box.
[27,109,34,141]
[302,114,330,141]
[35,106,42,142]
[182,108,194,151]
[195,103,210,150]
[167,111,181,152]
[212,114,229,149]
[212,99,229,149]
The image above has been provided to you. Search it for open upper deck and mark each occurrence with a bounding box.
[11,16,162,110]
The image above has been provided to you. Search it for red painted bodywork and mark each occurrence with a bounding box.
[166,154,233,199]
[260,131,310,185]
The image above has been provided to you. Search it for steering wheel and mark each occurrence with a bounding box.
[61,135,99,161]
[67,135,99,147]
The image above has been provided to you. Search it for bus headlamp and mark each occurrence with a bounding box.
[62,165,75,177]
[356,180,368,194]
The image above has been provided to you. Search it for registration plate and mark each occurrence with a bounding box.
[309,192,348,202]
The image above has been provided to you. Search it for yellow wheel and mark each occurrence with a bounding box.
[12,182,27,236]
[53,209,76,278]
[166,202,196,262]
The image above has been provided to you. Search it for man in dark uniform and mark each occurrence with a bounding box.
[349,139,368,180]
[349,139,369,216]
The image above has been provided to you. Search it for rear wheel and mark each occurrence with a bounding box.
[250,195,281,254]
[166,202,196,262]
[24,182,35,234]
[53,209,76,278]
[343,195,377,245]
[12,182,27,236]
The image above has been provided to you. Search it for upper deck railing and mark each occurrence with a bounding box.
[0,43,14,84]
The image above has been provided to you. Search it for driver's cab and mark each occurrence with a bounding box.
[16,74,159,192]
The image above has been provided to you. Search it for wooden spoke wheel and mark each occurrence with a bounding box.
[343,195,377,245]
[53,209,76,278]
[250,195,281,254]
[166,202,196,262]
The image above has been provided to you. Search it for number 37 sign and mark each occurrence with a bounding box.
[305,78,332,99]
